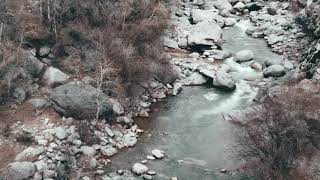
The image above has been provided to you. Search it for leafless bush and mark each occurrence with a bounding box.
[232,84,320,180]
[0,0,174,104]
[73,120,100,145]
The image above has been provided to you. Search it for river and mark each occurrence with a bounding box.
[105,21,283,180]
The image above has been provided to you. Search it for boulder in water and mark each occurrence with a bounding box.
[263,65,286,78]
[212,70,236,91]
[132,163,148,175]
[234,50,254,62]
[188,21,223,47]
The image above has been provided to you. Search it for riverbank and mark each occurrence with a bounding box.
[1,0,319,179]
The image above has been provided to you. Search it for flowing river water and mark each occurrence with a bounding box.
[105,21,283,180]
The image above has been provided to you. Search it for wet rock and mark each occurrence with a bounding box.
[263,65,286,78]
[151,149,165,159]
[50,82,124,119]
[224,17,237,26]
[7,161,36,180]
[265,59,282,67]
[101,145,118,157]
[250,62,263,72]
[132,163,148,175]
[43,67,70,87]
[234,50,254,62]
[143,174,153,180]
[212,70,236,91]
[172,83,183,96]
[147,155,156,160]
[188,21,223,47]
[147,171,156,175]
[15,146,44,161]
[220,168,227,173]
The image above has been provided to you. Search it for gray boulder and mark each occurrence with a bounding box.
[234,50,254,62]
[212,70,236,91]
[7,161,36,180]
[188,21,223,47]
[191,9,217,24]
[21,51,44,77]
[15,146,44,161]
[50,82,124,119]
[163,37,179,49]
[172,83,183,96]
[101,145,118,156]
[132,163,148,175]
[263,65,286,78]
[214,0,233,12]
[27,98,49,109]
[42,67,70,87]
[181,72,208,85]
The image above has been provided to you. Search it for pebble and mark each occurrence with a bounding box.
[147,156,156,160]
[147,171,156,175]
[141,160,148,164]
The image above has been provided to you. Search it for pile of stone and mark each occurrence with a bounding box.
[5,116,141,180]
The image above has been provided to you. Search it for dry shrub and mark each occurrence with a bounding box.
[232,82,320,180]
[73,120,100,145]
[0,0,175,104]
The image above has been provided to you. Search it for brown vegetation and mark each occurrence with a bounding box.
[231,81,320,180]
[0,0,175,103]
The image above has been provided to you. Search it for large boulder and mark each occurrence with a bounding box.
[234,50,254,62]
[212,70,236,91]
[21,51,45,77]
[188,21,223,47]
[214,0,233,12]
[7,161,36,180]
[131,163,148,175]
[49,82,124,119]
[42,67,70,87]
[263,65,286,78]
[191,9,217,24]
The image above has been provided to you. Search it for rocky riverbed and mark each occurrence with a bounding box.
[0,0,315,180]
